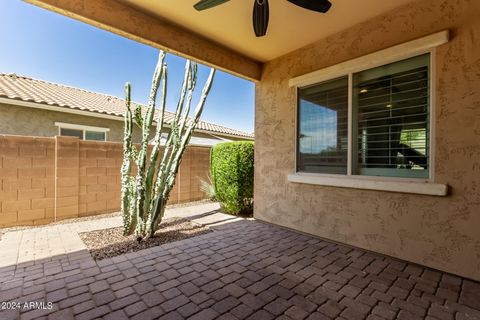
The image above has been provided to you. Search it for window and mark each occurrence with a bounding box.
[55,122,109,141]
[85,131,106,141]
[60,128,83,139]
[297,77,348,174]
[297,53,430,179]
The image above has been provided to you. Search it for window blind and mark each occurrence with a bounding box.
[353,54,430,178]
[297,76,349,174]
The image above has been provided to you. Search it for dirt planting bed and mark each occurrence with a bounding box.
[79,217,211,260]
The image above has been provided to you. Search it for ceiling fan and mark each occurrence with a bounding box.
[193,0,332,37]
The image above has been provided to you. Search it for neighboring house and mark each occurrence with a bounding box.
[0,73,253,145]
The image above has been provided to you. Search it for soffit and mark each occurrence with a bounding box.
[122,0,416,62]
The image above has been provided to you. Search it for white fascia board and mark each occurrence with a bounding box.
[54,122,110,132]
[289,30,449,88]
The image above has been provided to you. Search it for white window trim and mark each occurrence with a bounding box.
[289,30,449,88]
[288,172,447,196]
[55,122,109,141]
[289,30,449,196]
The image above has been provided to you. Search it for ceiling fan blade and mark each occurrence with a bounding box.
[253,0,269,37]
[287,0,332,13]
[194,0,230,11]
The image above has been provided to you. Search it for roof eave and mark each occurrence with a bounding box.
[0,97,254,140]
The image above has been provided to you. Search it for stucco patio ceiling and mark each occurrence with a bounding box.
[25,0,415,81]
[123,0,416,62]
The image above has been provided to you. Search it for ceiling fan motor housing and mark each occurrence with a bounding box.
[253,0,269,37]
[193,0,332,37]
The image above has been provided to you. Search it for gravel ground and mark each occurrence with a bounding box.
[79,217,211,260]
[0,199,213,240]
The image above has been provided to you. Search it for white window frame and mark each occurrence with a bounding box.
[55,122,109,141]
[288,31,449,196]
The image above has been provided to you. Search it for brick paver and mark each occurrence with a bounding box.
[0,203,479,319]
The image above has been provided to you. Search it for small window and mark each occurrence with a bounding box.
[56,122,108,141]
[296,53,430,179]
[85,131,106,141]
[60,128,83,139]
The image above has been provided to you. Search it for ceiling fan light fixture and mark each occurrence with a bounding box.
[253,0,269,37]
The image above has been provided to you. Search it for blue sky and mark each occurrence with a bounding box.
[0,1,255,133]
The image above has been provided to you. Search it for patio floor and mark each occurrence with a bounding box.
[0,203,479,320]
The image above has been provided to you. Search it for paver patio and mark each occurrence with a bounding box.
[0,203,479,320]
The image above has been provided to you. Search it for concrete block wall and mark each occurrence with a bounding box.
[177,147,210,203]
[78,140,122,217]
[0,135,211,227]
[0,136,55,226]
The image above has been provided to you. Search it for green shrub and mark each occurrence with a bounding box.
[211,141,254,215]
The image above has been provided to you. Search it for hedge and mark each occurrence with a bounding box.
[211,141,254,215]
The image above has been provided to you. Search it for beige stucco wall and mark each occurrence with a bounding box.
[0,103,246,143]
[255,0,480,280]
[0,103,139,142]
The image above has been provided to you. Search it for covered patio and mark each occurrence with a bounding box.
[3,0,479,318]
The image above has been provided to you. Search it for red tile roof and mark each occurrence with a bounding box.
[0,73,254,139]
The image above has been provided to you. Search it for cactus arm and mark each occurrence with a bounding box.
[145,63,168,231]
[134,51,166,237]
[152,67,215,233]
[145,63,168,195]
[153,61,192,198]
[156,63,196,193]
[121,83,136,235]
[142,53,166,207]
[178,63,197,139]
[161,61,192,166]
[172,60,192,127]
[165,67,216,192]
[158,60,191,163]
[151,63,168,149]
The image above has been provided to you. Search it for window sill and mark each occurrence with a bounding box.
[287,173,448,196]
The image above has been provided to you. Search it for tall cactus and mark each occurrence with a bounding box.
[121,50,216,240]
